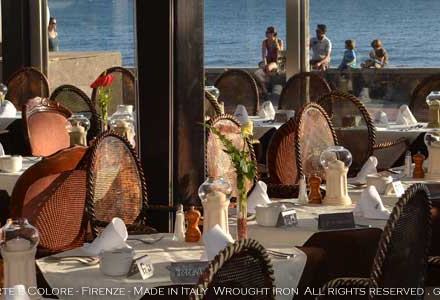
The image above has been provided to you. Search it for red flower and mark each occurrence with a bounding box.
[90,74,114,88]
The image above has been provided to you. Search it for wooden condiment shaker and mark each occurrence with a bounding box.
[185,206,201,242]
[413,152,425,179]
[308,174,322,204]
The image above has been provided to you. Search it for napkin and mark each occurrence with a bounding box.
[0,100,17,118]
[5,285,30,300]
[234,105,249,125]
[354,186,390,220]
[247,181,271,214]
[258,101,276,120]
[83,217,130,255]
[373,110,389,126]
[202,224,234,261]
[348,156,378,184]
[359,87,371,102]
[396,105,418,125]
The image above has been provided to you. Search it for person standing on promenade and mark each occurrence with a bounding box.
[310,24,332,71]
[48,17,59,51]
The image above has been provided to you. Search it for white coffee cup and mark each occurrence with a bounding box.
[0,155,23,173]
[255,203,287,227]
[99,246,135,276]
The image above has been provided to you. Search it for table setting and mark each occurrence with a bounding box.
[0,156,41,195]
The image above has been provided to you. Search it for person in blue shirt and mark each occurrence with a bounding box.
[338,40,356,71]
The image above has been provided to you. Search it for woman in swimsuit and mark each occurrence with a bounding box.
[261,26,283,72]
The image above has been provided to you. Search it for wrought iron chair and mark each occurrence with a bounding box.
[214,69,260,116]
[84,130,155,237]
[192,239,276,300]
[10,146,89,255]
[410,74,440,122]
[6,67,50,110]
[206,114,256,198]
[23,97,72,157]
[278,72,331,111]
[267,103,337,185]
[318,183,432,300]
[51,84,102,142]
[91,66,136,115]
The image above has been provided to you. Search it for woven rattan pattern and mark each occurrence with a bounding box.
[51,84,102,141]
[24,170,87,253]
[91,66,136,115]
[192,239,275,300]
[85,131,148,236]
[214,69,260,115]
[6,67,50,110]
[206,114,256,198]
[410,74,440,122]
[317,90,375,175]
[278,72,331,111]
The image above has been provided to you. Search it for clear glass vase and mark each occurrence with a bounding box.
[1,218,39,251]
[66,113,90,146]
[236,175,247,239]
[109,105,136,147]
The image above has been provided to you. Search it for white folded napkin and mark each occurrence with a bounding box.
[373,110,389,126]
[354,186,390,220]
[5,285,30,300]
[348,156,378,184]
[396,104,418,125]
[83,217,130,255]
[202,224,234,261]
[0,100,17,118]
[247,181,271,214]
[258,101,276,120]
[234,104,249,125]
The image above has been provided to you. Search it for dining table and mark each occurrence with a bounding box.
[0,112,21,131]
[0,156,41,195]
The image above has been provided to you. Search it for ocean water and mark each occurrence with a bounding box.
[50,0,440,67]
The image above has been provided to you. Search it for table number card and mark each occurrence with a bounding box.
[168,261,209,284]
[385,181,405,197]
[127,255,154,279]
[277,209,297,227]
[318,212,355,230]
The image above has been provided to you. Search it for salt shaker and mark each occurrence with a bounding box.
[298,175,309,204]
[173,204,185,241]
[404,151,412,177]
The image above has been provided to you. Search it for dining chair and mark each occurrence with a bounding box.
[214,69,260,116]
[206,114,256,198]
[10,146,89,256]
[205,90,224,120]
[266,103,337,186]
[410,74,440,122]
[6,67,50,110]
[191,239,275,300]
[51,84,102,142]
[91,66,136,115]
[278,72,331,111]
[84,130,155,237]
[23,97,72,157]
[318,183,432,300]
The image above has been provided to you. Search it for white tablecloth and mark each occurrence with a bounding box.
[0,157,41,195]
[37,234,307,300]
[0,112,21,130]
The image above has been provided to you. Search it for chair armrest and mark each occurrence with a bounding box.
[373,137,409,150]
[318,277,371,299]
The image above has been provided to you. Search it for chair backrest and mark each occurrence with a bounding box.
[317,90,375,175]
[91,66,136,115]
[214,69,260,115]
[278,72,331,111]
[10,146,88,254]
[6,67,50,110]
[206,114,255,198]
[192,239,275,300]
[410,74,440,122]
[267,103,337,184]
[23,97,72,157]
[205,90,223,120]
[295,103,338,180]
[84,131,147,236]
[51,84,102,141]
[370,183,431,292]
